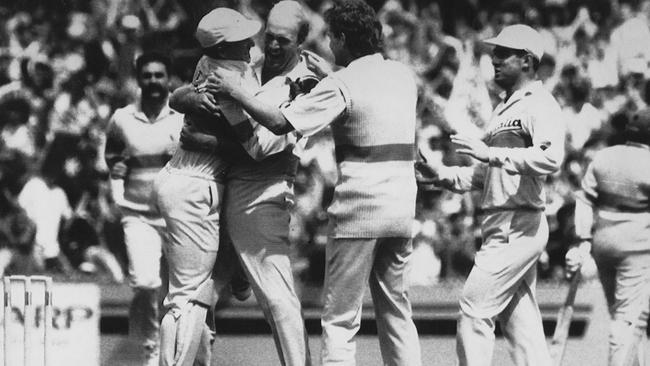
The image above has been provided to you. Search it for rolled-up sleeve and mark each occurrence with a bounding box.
[280,77,346,138]
[438,163,487,193]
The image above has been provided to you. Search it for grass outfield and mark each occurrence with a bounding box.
[98,280,650,366]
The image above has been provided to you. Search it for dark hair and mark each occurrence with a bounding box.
[135,52,172,76]
[324,0,383,57]
[297,20,310,44]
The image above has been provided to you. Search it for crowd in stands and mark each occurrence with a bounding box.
[0,0,649,286]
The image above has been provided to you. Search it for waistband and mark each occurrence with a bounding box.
[335,143,415,163]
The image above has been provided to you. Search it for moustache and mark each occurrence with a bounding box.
[143,84,168,95]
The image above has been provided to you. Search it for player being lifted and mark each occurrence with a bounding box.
[416,24,566,366]
[152,8,272,366]
[171,1,317,365]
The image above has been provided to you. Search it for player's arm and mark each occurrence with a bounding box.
[104,116,128,206]
[220,73,322,161]
[170,84,222,117]
[566,162,597,273]
[203,70,345,138]
[204,72,293,135]
[482,101,566,176]
[416,158,486,193]
[178,123,250,160]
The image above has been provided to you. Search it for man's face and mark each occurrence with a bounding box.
[137,61,169,100]
[491,46,526,89]
[218,38,255,63]
[264,15,301,74]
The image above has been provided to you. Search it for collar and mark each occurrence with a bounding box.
[255,56,314,84]
[132,97,177,123]
[496,80,543,114]
[257,59,315,90]
[285,59,313,81]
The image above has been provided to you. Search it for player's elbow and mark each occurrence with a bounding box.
[264,121,288,135]
[168,92,182,112]
[169,86,192,113]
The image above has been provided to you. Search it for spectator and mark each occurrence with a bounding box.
[0,149,37,276]
[17,164,73,273]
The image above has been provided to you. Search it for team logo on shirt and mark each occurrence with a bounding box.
[491,118,522,134]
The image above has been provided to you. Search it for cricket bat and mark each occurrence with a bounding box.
[549,270,581,366]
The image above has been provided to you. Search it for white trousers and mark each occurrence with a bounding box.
[153,169,222,316]
[223,178,311,366]
[153,168,222,366]
[320,237,421,366]
[457,210,551,366]
[121,210,166,350]
[593,250,650,366]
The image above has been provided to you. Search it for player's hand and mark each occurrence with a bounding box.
[111,161,128,178]
[415,161,440,184]
[451,134,489,162]
[179,123,218,153]
[191,91,221,116]
[565,240,590,275]
[302,50,334,78]
[202,70,241,96]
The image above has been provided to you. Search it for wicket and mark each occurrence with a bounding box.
[2,275,53,366]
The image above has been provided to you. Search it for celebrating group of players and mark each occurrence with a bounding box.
[105,0,650,365]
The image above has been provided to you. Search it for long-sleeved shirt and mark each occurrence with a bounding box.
[438,80,566,212]
[574,142,650,254]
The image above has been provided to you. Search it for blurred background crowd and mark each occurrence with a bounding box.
[0,0,648,287]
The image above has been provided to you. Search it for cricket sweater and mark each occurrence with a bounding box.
[326,54,417,238]
[575,142,650,254]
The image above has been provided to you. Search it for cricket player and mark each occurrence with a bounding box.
[203,1,422,364]
[171,2,316,365]
[416,24,565,366]
[152,8,267,366]
[566,108,650,366]
[104,52,183,366]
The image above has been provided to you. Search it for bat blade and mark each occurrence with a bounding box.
[549,270,581,366]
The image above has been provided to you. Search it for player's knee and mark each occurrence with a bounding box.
[190,278,216,307]
[458,293,481,318]
[262,294,298,321]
